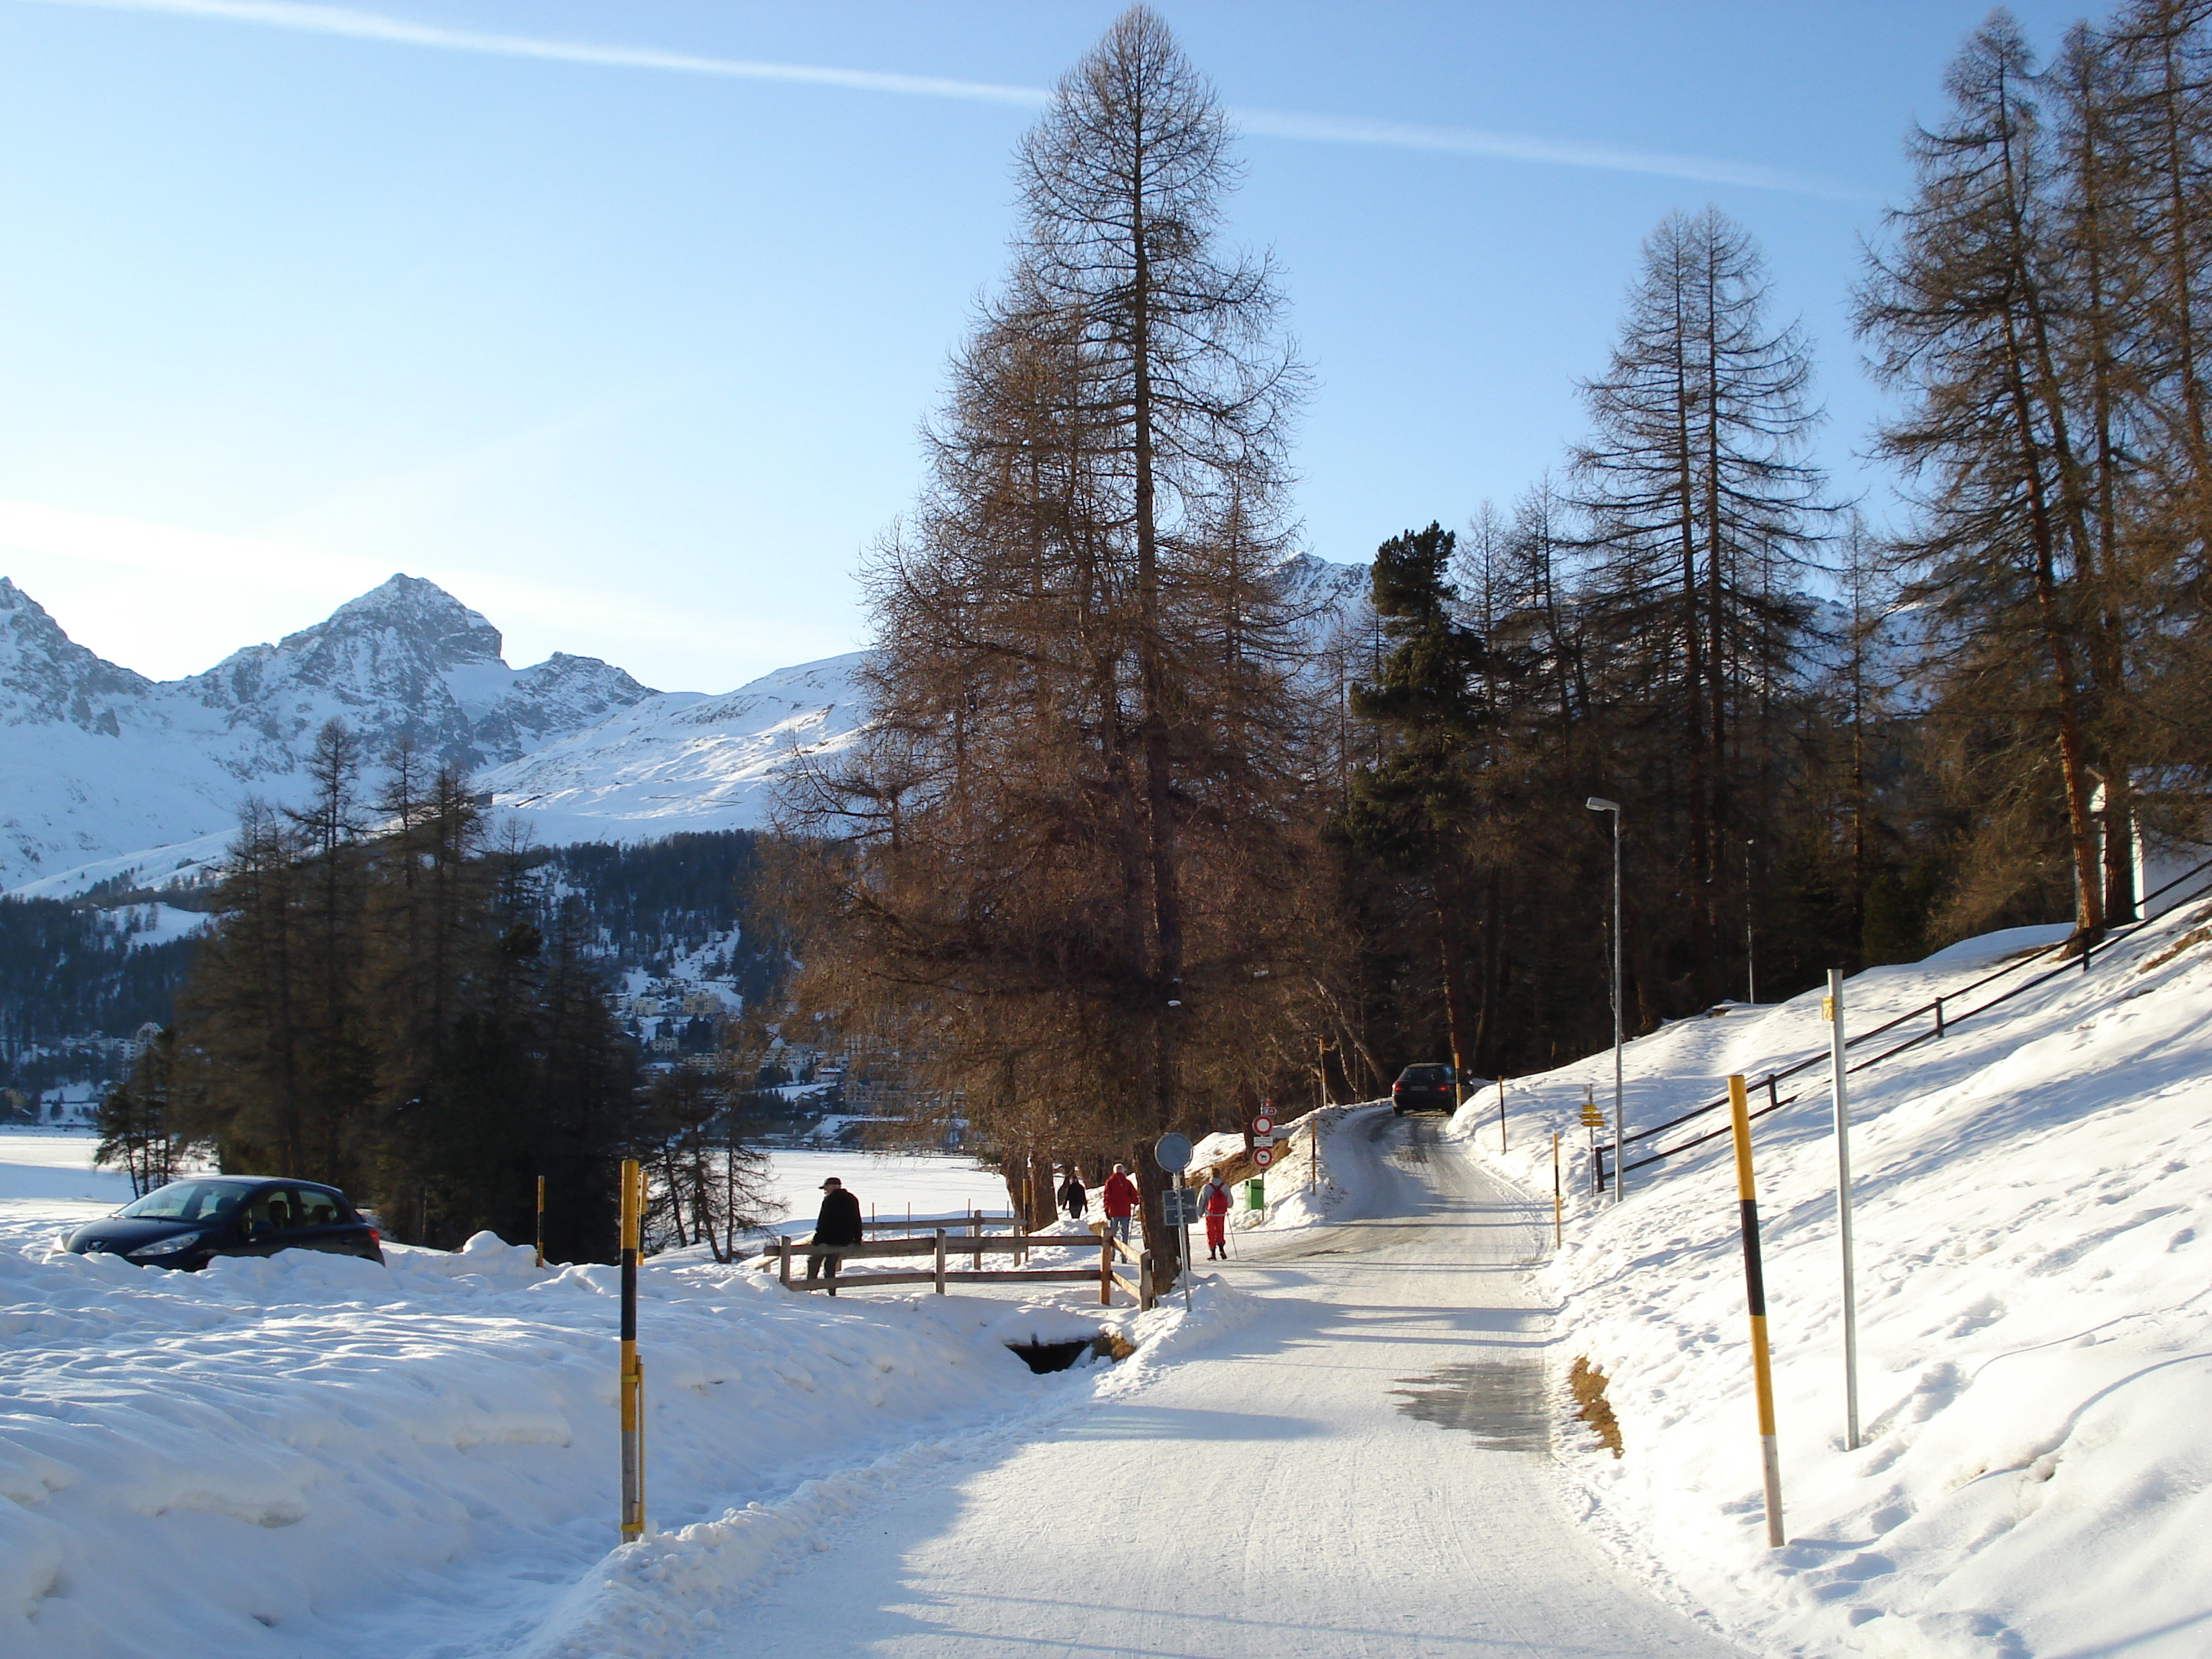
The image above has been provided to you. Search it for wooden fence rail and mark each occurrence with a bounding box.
[764,1223,1154,1307]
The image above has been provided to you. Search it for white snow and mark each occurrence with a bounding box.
[0,1214,1094,1658]
[12,902,2205,1656]
[0,1130,137,1234]
[1449,898,2212,1658]
[758,1149,1012,1230]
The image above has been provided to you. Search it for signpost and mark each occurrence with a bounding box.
[1154,1132,1195,1310]
[1580,1087,1606,1197]
[1252,1146,1274,1169]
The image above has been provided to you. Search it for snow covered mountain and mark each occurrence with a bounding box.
[475,654,867,848]
[0,575,655,890]
[1,554,1371,896]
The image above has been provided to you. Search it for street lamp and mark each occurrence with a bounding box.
[1586,796,1624,1202]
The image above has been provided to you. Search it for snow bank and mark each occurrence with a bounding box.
[1190,1102,1379,1234]
[1453,904,2212,1658]
[0,1225,1089,1658]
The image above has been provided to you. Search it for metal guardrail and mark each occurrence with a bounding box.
[1597,853,2212,1184]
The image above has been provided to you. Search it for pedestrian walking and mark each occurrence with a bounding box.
[1102,1162,1138,1245]
[1199,1168,1231,1260]
[806,1176,863,1294]
[1057,1169,1089,1222]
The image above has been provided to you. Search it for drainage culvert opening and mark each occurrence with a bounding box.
[1004,1331,1132,1373]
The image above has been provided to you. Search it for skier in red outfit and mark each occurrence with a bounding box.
[1198,1168,1232,1259]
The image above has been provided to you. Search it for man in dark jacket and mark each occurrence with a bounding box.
[807,1176,864,1294]
[1057,1169,1088,1222]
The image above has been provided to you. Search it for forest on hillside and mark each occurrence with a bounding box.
[783,3,2212,1281]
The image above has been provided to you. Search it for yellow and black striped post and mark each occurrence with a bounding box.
[534,1175,546,1269]
[618,1158,645,1541]
[1727,1075,1784,1547]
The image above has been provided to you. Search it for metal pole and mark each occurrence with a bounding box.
[618,1158,644,1542]
[1611,808,1624,1201]
[1175,1172,1193,1310]
[1745,839,1757,1004]
[534,1174,545,1269]
[1827,969,1862,1451]
[1552,1131,1562,1249]
[1727,1076,1784,1547]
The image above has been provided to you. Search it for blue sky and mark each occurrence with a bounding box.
[0,0,2091,690]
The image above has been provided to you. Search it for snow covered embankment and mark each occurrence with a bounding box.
[0,1228,1117,1658]
[1191,1100,1379,1234]
[1450,912,2212,1658]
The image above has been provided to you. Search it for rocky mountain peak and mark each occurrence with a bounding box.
[298,573,505,670]
[0,576,152,731]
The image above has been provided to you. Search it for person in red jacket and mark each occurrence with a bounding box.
[1199,1168,1232,1259]
[1102,1162,1139,1244]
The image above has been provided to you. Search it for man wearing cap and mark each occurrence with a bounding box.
[807,1176,864,1294]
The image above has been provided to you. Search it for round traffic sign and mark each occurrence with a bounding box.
[1153,1131,1193,1174]
[1253,1146,1274,1168]
[1252,1114,1274,1136]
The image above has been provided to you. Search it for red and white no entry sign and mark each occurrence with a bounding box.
[1253,1146,1274,1168]
[1252,1114,1274,1136]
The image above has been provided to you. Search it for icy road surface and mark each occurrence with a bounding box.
[673,1110,1745,1659]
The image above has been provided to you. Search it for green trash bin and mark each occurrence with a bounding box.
[1243,1177,1264,1210]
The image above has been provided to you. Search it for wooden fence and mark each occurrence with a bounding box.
[759,1220,1154,1307]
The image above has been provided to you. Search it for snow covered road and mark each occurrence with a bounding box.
[685,1110,1745,1659]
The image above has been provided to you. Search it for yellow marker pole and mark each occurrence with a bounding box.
[534,1175,546,1269]
[1728,1076,1784,1547]
[618,1158,644,1541]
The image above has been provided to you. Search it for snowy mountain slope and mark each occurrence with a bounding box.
[475,653,870,843]
[1449,903,2212,1658]
[0,575,655,889]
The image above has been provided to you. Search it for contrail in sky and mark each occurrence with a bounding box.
[27,0,1866,199]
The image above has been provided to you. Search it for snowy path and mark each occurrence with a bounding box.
[707,1111,1746,1658]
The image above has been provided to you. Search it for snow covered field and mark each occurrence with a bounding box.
[0,1133,1010,1238]
[1451,905,2212,1657]
[0,1130,138,1233]
[757,1151,1010,1229]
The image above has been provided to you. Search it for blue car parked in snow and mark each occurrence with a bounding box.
[63,1176,384,1269]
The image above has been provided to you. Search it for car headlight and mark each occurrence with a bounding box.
[129,1232,204,1259]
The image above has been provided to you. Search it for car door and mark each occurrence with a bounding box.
[232,1186,308,1259]
[290,1187,368,1257]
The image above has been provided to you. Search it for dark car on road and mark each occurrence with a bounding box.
[1391,1064,1457,1115]
[62,1176,385,1270]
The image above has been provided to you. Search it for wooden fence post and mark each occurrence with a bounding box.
[778,1235,791,1290]
[1099,1230,1113,1305]
[934,1228,946,1295]
[971,1208,983,1271]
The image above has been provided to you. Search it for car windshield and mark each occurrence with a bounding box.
[119,1182,246,1223]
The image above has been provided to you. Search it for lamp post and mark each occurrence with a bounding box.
[1586,796,1624,1202]
[1745,837,1757,1006]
